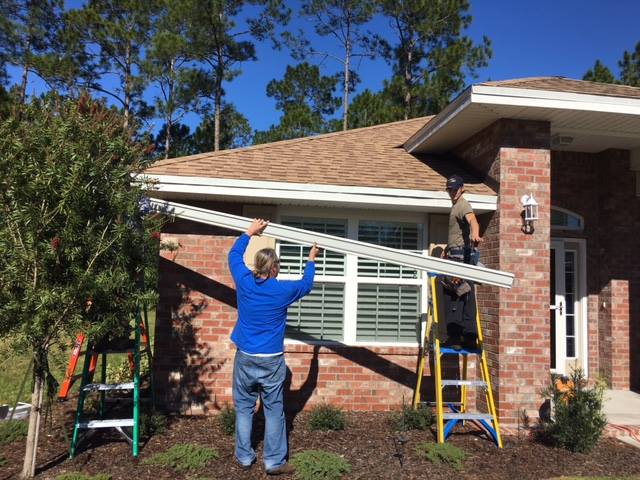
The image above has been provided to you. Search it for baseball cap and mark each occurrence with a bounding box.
[446,174,464,190]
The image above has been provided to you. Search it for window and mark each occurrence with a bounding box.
[565,250,576,358]
[551,207,583,231]
[279,214,425,345]
[280,218,347,341]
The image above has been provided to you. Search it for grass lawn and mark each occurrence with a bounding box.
[0,308,156,407]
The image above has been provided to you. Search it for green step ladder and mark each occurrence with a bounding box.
[69,306,153,458]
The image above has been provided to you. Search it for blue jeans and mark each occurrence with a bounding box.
[233,350,287,470]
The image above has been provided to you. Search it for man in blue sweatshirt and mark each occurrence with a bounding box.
[228,218,319,475]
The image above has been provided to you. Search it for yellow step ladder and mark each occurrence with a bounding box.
[413,274,502,447]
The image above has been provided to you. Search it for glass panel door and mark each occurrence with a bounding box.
[550,240,567,373]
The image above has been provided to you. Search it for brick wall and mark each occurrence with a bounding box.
[454,119,551,427]
[154,204,425,413]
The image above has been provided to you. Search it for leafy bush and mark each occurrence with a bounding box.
[390,404,433,431]
[415,442,465,471]
[140,411,167,438]
[55,473,111,480]
[142,443,218,473]
[307,404,345,432]
[0,419,28,445]
[538,369,607,453]
[106,355,150,384]
[0,454,5,466]
[291,450,351,480]
[217,405,235,436]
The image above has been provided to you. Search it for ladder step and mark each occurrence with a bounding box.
[82,382,134,392]
[441,380,486,387]
[77,419,134,429]
[443,413,494,421]
[439,347,482,355]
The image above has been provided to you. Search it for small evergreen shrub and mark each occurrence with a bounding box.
[291,450,351,480]
[140,410,167,437]
[0,419,28,445]
[55,473,111,480]
[106,355,150,384]
[390,404,433,431]
[307,404,345,432]
[142,443,218,473]
[217,405,236,436]
[538,368,607,453]
[415,442,466,471]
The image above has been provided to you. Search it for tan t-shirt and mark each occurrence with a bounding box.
[448,197,473,248]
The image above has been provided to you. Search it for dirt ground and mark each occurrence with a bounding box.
[2,408,640,480]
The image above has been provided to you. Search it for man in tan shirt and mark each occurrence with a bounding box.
[444,174,482,263]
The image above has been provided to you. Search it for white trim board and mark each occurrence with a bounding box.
[149,199,514,289]
[143,174,497,213]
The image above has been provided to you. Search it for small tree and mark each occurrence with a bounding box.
[0,93,160,478]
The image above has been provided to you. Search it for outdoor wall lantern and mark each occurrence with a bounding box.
[520,193,539,234]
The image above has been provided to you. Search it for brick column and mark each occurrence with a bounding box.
[454,119,551,427]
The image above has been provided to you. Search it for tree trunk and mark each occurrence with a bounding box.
[21,356,45,479]
[19,62,29,106]
[123,42,132,131]
[404,46,412,121]
[165,59,175,159]
[342,41,351,130]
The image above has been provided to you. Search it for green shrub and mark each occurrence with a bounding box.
[0,419,28,445]
[143,443,218,473]
[217,405,235,436]
[140,411,167,438]
[390,404,433,431]
[291,450,351,480]
[55,473,111,480]
[538,369,607,453]
[307,404,345,432]
[106,355,149,384]
[415,442,465,471]
[0,454,5,466]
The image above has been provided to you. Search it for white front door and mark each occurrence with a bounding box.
[550,240,567,373]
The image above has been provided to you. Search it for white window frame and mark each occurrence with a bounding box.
[275,205,430,347]
[551,207,584,232]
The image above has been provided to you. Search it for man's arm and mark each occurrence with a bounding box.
[228,218,269,282]
[464,212,482,245]
[284,243,321,303]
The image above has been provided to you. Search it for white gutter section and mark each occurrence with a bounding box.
[405,85,640,154]
[144,175,497,212]
[149,198,514,289]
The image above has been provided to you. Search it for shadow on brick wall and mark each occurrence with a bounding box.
[155,257,236,413]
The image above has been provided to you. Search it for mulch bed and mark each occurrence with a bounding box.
[1,407,640,480]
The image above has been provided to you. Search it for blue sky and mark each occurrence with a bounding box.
[8,0,640,135]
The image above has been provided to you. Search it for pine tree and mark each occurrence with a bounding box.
[619,41,640,87]
[253,62,341,144]
[184,0,289,151]
[288,0,374,130]
[144,0,200,158]
[583,59,616,84]
[65,0,159,130]
[375,0,491,119]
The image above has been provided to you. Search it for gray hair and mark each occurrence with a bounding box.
[253,248,279,278]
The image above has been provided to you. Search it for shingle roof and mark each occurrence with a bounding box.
[146,117,495,195]
[480,76,640,99]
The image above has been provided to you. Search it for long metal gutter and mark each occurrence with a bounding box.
[149,199,514,289]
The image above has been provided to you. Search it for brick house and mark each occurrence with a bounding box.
[146,77,640,427]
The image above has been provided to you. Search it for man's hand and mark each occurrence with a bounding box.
[246,218,268,237]
[470,232,483,245]
[308,242,321,262]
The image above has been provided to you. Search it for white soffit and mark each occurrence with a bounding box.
[142,174,497,213]
[406,85,640,154]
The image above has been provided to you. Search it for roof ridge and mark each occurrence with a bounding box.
[147,116,432,169]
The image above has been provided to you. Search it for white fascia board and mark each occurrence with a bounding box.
[471,85,640,115]
[142,174,497,212]
[149,199,514,289]
[404,88,472,153]
[406,85,640,153]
